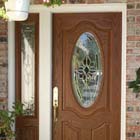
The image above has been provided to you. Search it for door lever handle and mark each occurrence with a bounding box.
[53,87,58,123]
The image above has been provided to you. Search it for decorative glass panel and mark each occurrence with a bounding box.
[72,32,103,108]
[21,23,35,116]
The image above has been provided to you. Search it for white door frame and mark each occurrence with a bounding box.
[8,3,127,140]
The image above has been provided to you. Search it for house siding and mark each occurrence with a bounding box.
[0,0,139,139]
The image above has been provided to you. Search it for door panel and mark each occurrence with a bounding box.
[92,124,110,140]
[53,13,122,140]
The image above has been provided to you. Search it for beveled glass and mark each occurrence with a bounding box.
[72,32,103,108]
[21,23,35,116]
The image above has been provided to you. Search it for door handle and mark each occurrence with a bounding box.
[53,87,58,123]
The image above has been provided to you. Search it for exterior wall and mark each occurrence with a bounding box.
[0,18,8,110]
[0,0,139,140]
[126,1,140,140]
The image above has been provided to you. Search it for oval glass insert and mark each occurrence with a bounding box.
[72,32,103,108]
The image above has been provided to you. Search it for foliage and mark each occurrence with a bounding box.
[0,7,7,19]
[43,0,63,7]
[0,0,7,20]
[0,102,24,140]
[128,68,140,94]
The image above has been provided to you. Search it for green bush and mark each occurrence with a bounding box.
[0,102,24,140]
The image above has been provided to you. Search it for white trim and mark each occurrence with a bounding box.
[8,21,15,132]
[39,12,52,140]
[121,6,127,140]
[8,3,126,140]
[30,3,126,13]
[8,21,15,110]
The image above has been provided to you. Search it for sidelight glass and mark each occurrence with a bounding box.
[21,23,35,116]
[72,32,103,108]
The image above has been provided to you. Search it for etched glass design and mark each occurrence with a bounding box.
[72,32,103,108]
[21,23,35,116]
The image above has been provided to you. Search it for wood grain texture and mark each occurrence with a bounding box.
[92,123,110,140]
[16,127,38,140]
[53,13,122,140]
[15,13,39,140]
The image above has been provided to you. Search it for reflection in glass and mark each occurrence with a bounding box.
[21,23,35,116]
[72,32,103,108]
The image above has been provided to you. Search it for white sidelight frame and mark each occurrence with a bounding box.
[8,4,126,140]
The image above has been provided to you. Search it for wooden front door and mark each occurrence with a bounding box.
[53,13,122,140]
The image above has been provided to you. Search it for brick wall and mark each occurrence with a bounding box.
[0,17,8,110]
[126,1,140,139]
[0,0,139,139]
